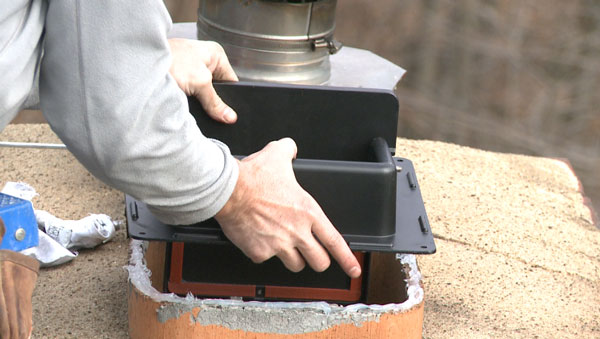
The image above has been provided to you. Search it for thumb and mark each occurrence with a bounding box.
[244,138,298,163]
[272,137,298,160]
[194,67,237,124]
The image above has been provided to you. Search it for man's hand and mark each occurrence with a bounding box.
[168,38,238,123]
[215,138,362,279]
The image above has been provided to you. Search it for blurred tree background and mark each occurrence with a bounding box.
[151,0,600,214]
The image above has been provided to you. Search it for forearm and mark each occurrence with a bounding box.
[39,0,238,224]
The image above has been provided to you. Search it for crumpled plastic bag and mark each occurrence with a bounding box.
[1,182,118,267]
[20,230,77,267]
[0,182,38,201]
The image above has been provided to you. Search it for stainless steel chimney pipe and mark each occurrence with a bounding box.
[197,0,339,84]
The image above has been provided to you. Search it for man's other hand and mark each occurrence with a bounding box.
[215,138,362,279]
[168,39,238,124]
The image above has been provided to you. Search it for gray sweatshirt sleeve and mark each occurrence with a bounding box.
[0,0,45,127]
[38,0,239,225]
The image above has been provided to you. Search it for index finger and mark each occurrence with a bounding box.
[310,202,361,278]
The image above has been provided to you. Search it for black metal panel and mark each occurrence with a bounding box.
[126,156,434,254]
[190,81,399,161]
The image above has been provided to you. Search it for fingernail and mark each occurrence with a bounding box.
[223,107,236,123]
[349,266,361,278]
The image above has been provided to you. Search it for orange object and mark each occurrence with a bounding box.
[128,284,424,339]
[129,241,425,339]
